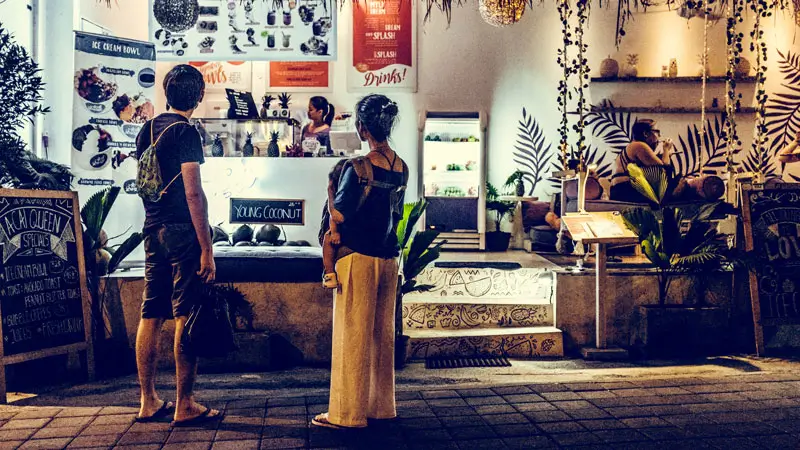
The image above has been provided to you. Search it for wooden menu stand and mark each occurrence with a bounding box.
[562,212,639,360]
[0,189,94,403]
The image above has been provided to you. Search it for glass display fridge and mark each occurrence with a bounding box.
[419,111,487,250]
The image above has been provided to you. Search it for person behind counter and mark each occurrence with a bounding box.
[301,96,335,155]
[313,94,409,430]
[778,131,800,164]
[610,118,675,204]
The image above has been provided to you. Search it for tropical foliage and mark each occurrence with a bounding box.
[396,199,444,295]
[766,49,800,181]
[621,165,730,306]
[486,182,515,232]
[82,186,144,276]
[513,108,554,195]
[672,116,740,177]
[585,100,636,155]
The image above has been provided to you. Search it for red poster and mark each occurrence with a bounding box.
[350,0,416,91]
[269,62,330,89]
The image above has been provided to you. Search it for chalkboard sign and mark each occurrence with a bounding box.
[230,198,305,225]
[741,183,800,355]
[225,89,259,119]
[0,190,93,402]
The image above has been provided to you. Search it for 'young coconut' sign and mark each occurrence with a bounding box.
[230,198,305,225]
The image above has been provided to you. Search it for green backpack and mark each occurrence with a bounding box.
[136,120,189,202]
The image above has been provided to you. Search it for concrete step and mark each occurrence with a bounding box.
[405,267,555,304]
[403,302,554,330]
[406,326,564,360]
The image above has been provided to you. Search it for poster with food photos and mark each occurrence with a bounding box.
[73,32,156,195]
[148,0,337,62]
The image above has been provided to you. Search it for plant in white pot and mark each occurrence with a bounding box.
[395,199,445,368]
[621,165,734,357]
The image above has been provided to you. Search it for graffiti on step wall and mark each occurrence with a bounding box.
[410,268,555,301]
[409,334,561,360]
[403,304,551,330]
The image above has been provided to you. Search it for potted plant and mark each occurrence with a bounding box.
[621,165,733,357]
[485,182,515,251]
[505,170,526,197]
[395,199,445,368]
[81,186,145,376]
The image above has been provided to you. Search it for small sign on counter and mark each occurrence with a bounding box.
[230,198,305,225]
[225,89,259,119]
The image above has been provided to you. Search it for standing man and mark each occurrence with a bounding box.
[134,65,220,426]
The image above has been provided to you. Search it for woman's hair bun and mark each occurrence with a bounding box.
[381,101,399,117]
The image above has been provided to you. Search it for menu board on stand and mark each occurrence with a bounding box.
[349,0,416,91]
[0,190,94,403]
[73,32,156,197]
[741,183,800,355]
[148,0,337,61]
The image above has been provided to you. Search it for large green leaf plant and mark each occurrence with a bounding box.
[81,186,143,276]
[621,164,729,305]
[396,199,444,295]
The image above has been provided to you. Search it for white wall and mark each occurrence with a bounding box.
[30,1,800,260]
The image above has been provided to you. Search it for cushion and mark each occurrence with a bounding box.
[213,246,323,283]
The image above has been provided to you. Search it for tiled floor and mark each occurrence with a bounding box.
[2,373,800,449]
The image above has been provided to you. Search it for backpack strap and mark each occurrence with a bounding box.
[348,157,374,212]
[148,120,192,197]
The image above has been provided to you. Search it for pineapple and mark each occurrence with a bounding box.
[278,92,291,109]
[267,131,280,157]
[211,134,224,157]
[242,132,254,157]
[260,94,275,118]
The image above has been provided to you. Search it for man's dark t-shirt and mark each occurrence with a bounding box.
[135,113,204,231]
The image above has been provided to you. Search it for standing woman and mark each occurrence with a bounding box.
[313,95,408,429]
[301,96,335,155]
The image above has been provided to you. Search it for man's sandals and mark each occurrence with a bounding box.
[135,401,174,423]
[170,407,222,427]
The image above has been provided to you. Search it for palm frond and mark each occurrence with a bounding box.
[673,115,736,176]
[585,100,636,154]
[741,146,781,178]
[628,164,667,205]
[513,108,554,195]
[621,206,659,240]
[107,232,143,274]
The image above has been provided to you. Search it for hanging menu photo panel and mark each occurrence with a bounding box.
[73,32,157,196]
[349,0,416,92]
[741,183,800,355]
[149,0,337,61]
[0,189,94,402]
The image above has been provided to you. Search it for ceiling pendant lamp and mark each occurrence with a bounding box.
[479,0,527,27]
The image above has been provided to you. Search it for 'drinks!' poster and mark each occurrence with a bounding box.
[72,32,156,195]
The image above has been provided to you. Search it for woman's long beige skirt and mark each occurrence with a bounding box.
[328,253,399,427]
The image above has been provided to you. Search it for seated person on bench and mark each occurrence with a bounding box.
[610,119,675,204]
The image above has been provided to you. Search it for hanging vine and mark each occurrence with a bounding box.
[556,0,575,170]
[573,0,591,167]
[723,0,744,172]
[749,0,771,176]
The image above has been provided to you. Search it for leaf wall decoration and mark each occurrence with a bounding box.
[584,100,636,154]
[513,107,555,195]
[672,115,737,177]
[766,50,800,165]
[547,144,613,190]
[741,146,781,178]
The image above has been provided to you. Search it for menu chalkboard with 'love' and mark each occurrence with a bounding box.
[0,190,93,402]
[741,183,800,355]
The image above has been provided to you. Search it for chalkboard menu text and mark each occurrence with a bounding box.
[225,89,259,119]
[229,198,304,225]
[0,190,93,403]
[741,183,800,355]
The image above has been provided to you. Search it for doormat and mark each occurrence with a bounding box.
[425,356,512,369]
[434,262,523,270]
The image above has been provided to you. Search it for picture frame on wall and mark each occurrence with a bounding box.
[267,62,332,93]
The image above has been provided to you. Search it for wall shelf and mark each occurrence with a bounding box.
[590,76,757,83]
[588,106,758,114]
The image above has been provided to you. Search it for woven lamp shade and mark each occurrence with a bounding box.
[479,0,526,27]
